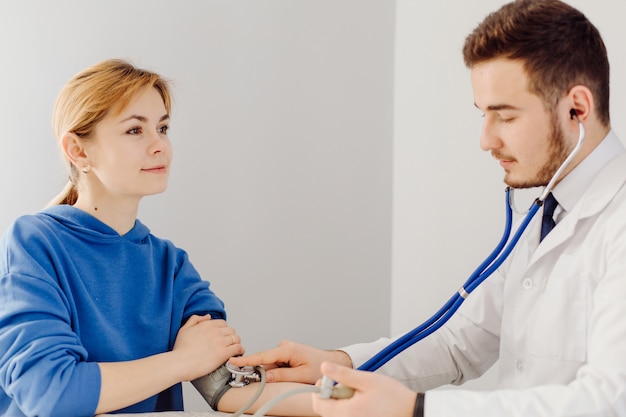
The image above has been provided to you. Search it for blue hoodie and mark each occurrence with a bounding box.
[0,205,226,417]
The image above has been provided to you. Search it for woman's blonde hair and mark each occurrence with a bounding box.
[47,59,172,206]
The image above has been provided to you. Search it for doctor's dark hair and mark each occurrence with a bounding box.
[462,0,610,126]
[48,59,172,207]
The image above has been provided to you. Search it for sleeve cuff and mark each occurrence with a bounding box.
[413,392,425,417]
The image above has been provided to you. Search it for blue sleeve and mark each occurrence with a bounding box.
[171,247,226,324]
[0,221,101,417]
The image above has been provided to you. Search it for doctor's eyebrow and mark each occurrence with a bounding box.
[474,102,521,112]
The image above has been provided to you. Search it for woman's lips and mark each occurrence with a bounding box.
[142,165,167,173]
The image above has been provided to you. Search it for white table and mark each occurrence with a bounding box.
[98,412,232,417]
[98,410,298,416]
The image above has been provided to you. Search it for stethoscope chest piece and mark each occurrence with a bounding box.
[226,361,262,387]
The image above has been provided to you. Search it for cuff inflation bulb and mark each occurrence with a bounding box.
[319,375,355,399]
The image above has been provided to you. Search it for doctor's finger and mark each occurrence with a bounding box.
[264,364,320,383]
[228,346,290,367]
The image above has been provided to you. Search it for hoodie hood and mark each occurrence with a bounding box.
[40,205,151,244]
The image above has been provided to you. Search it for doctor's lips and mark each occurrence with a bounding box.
[492,151,516,168]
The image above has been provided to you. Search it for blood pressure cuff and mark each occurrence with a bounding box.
[191,363,232,411]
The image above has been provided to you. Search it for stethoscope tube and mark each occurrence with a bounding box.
[359,188,533,372]
[358,120,585,374]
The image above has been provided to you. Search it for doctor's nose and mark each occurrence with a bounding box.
[479,122,502,152]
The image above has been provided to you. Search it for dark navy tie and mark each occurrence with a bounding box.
[540,192,559,242]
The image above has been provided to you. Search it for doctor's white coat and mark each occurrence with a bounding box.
[343,142,626,416]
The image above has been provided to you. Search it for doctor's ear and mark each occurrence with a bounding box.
[567,85,593,123]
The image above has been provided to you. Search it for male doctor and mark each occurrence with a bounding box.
[231,1,626,416]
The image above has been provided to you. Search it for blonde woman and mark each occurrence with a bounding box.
[0,59,243,416]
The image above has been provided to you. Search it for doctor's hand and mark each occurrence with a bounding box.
[228,340,352,384]
[312,362,417,417]
[172,314,244,381]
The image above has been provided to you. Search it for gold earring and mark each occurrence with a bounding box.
[81,165,91,174]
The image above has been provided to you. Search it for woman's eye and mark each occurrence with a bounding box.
[158,125,169,134]
[127,127,141,135]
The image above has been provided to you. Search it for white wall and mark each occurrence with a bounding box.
[0,1,394,410]
[2,0,625,411]
[393,0,626,390]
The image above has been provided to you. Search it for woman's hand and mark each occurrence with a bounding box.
[97,316,244,414]
[172,314,245,381]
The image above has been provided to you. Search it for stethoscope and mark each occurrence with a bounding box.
[225,113,586,415]
[359,112,586,373]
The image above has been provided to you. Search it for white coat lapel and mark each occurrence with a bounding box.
[528,152,626,266]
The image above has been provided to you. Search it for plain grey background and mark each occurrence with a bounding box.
[0,0,624,411]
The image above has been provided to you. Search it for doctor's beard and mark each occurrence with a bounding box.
[504,112,572,189]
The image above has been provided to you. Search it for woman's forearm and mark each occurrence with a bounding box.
[95,351,183,414]
[218,381,319,417]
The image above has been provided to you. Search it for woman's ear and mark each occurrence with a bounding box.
[60,133,90,172]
